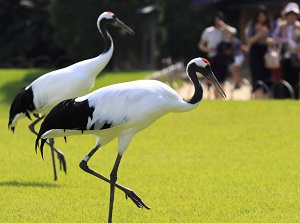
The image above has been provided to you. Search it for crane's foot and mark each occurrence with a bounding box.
[56,152,67,174]
[123,188,151,210]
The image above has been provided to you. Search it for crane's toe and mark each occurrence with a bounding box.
[56,152,67,173]
[124,189,151,210]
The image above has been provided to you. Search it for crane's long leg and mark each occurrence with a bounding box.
[47,138,66,173]
[29,117,67,180]
[79,144,150,212]
[108,154,122,223]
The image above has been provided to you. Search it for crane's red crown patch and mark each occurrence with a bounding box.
[201,58,210,66]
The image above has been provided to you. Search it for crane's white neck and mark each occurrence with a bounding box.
[74,18,114,80]
[90,44,114,76]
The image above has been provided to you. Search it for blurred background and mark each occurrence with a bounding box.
[0,0,297,71]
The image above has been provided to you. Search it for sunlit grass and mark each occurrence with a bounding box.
[1,70,300,222]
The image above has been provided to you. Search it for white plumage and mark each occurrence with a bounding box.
[28,50,114,114]
[8,11,134,181]
[41,80,187,154]
[36,57,226,222]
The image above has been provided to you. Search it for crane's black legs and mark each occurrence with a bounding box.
[79,144,150,222]
[108,154,122,223]
[29,116,67,181]
[48,138,58,181]
[47,138,66,174]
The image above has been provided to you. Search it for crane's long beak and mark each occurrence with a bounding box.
[206,71,226,99]
[114,18,135,35]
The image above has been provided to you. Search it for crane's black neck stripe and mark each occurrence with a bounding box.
[186,64,203,104]
[9,86,35,125]
[99,19,112,53]
[38,99,95,136]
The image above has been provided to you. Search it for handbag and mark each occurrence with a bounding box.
[264,46,280,69]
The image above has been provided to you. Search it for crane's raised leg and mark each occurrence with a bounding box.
[29,116,67,180]
[79,144,150,222]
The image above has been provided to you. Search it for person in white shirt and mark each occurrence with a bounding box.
[198,11,237,98]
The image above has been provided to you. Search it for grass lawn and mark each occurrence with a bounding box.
[1,69,300,222]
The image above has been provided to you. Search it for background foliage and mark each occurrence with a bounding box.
[0,0,215,69]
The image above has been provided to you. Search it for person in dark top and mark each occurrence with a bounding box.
[245,5,274,98]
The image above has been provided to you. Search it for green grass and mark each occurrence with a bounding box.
[1,69,300,222]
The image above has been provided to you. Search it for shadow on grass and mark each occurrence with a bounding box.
[0,180,60,188]
[0,69,52,104]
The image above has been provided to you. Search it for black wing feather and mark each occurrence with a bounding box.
[36,98,94,155]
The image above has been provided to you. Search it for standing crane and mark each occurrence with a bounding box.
[8,11,134,181]
[35,57,226,222]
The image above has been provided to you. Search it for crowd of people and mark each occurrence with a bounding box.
[198,2,300,99]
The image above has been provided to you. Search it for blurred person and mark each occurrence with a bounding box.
[272,1,291,33]
[198,11,237,98]
[245,5,274,99]
[228,32,245,89]
[270,1,291,83]
[273,2,300,98]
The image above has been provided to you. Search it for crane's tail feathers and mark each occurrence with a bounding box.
[25,111,32,121]
[40,139,46,160]
[35,138,39,153]
[8,121,15,133]
[35,136,46,160]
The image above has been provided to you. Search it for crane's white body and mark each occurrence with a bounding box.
[41,79,198,155]
[10,48,113,128]
[29,47,113,115]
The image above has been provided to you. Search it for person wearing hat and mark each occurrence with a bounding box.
[273,2,300,98]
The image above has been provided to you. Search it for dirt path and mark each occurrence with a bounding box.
[176,81,252,100]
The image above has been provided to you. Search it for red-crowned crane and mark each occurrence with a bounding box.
[8,11,134,181]
[35,57,226,223]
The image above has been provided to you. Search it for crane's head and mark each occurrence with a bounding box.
[189,57,226,99]
[97,11,135,35]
